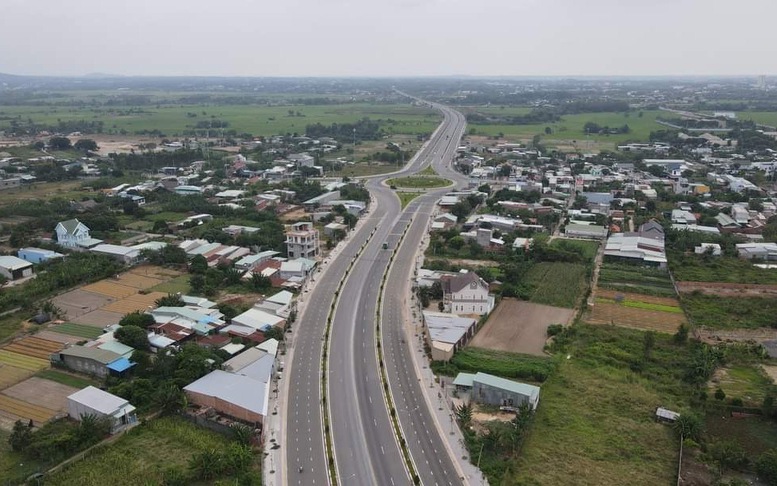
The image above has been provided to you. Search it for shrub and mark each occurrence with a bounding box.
[546,324,563,337]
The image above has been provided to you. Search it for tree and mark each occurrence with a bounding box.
[756,449,777,485]
[343,213,358,229]
[189,449,226,480]
[437,301,445,312]
[189,255,208,274]
[264,326,284,341]
[74,139,99,152]
[224,268,243,286]
[155,383,187,415]
[75,414,111,446]
[448,236,465,250]
[673,413,703,441]
[455,403,472,429]
[115,324,150,351]
[714,387,726,401]
[120,311,156,329]
[155,294,184,308]
[673,324,689,344]
[643,331,656,360]
[8,420,32,452]
[49,136,72,150]
[189,274,205,294]
[708,440,748,473]
[250,272,271,291]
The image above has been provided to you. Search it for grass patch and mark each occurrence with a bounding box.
[550,238,599,263]
[705,414,777,456]
[396,192,419,209]
[525,262,589,308]
[385,176,450,189]
[50,322,104,339]
[417,165,437,176]
[710,365,773,406]
[35,369,99,389]
[433,347,555,382]
[45,416,251,486]
[511,324,696,485]
[150,275,191,294]
[682,294,777,330]
[595,298,684,314]
[0,312,25,344]
[669,253,777,284]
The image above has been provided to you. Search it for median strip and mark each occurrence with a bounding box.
[375,220,421,485]
[321,226,379,486]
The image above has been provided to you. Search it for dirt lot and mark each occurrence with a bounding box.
[3,376,77,412]
[82,280,137,299]
[762,365,777,383]
[73,309,124,328]
[696,327,777,344]
[677,281,777,297]
[470,299,574,356]
[597,289,681,307]
[586,303,686,333]
[0,364,34,389]
[101,291,167,314]
[32,330,81,344]
[52,289,115,320]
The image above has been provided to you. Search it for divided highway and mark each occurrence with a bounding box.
[284,99,468,486]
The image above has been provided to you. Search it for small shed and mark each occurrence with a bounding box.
[655,407,680,423]
[67,386,137,433]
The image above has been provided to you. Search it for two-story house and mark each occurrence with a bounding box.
[441,271,494,316]
[55,218,101,248]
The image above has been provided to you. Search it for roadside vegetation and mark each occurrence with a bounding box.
[386,175,450,189]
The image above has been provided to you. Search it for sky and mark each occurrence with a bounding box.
[2,0,777,77]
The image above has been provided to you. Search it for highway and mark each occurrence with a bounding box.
[284,98,468,486]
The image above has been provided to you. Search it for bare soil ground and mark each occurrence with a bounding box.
[73,310,123,328]
[762,365,777,383]
[32,330,81,344]
[81,280,137,299]
[442,258,500,268]
[113,273,165,290]
[586,303,686,333]
[0,364,34,389]
[101,291,167,314]
[470,299,574,356]
[597,289,681,307]
[129,265,182,280]
[3,376,77,412]
[696,327,777,345]
[0,394,58,426]
[52,289,115,320]
[677,281,777,297]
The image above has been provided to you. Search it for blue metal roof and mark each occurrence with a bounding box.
[107,357,135,373]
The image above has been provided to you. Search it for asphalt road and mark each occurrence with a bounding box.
[285,99,468,486]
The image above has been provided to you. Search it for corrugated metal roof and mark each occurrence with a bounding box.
[184,370,268,416]
[68,386,130,415]
[60,346,121,364]
[474,372,540,399]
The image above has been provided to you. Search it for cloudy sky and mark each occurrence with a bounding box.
[2,0,776,77]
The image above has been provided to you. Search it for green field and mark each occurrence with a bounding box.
[433,347,555,382]
[734,111,777,129]
[512,324,694,485]
[551,238,600,263]
[45,417,253,486]
[710,365,773,406]
[598,263,676,297]
[459,108,665,147]
[150,275,191,294]
[0,102,440,138]
[669,253,777,285]
[682,294,777,330]
[595,297,684,314]
[35,369,99,389]
[525,262,590,308]
[50,322,105,339]
[385,176,451,189]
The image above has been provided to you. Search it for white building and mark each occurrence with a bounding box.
[67,386,137,433]
[55,218,98,248]
[0,256,33,281]
[441,271,494,315]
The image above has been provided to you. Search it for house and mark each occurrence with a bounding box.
[53,346,122,378]
[67,386,137,433]
[564,224,608,240]
[604,221,667,267]
[441,271,494,315]
[431,213,458,231]
[695,243,722,256]
[422,312,477,362]
[55,218,100,248]
[231,308,286,332]
[279,258,316,280]
[453,372,540,410]
[18,247,65,264]
[90,244,140,265]
[0,256,34,281]
[736,242,777,261]
[285,222,320,260]
[671,209,698,225]
[173,185,203,196]
[324,222,348,237]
